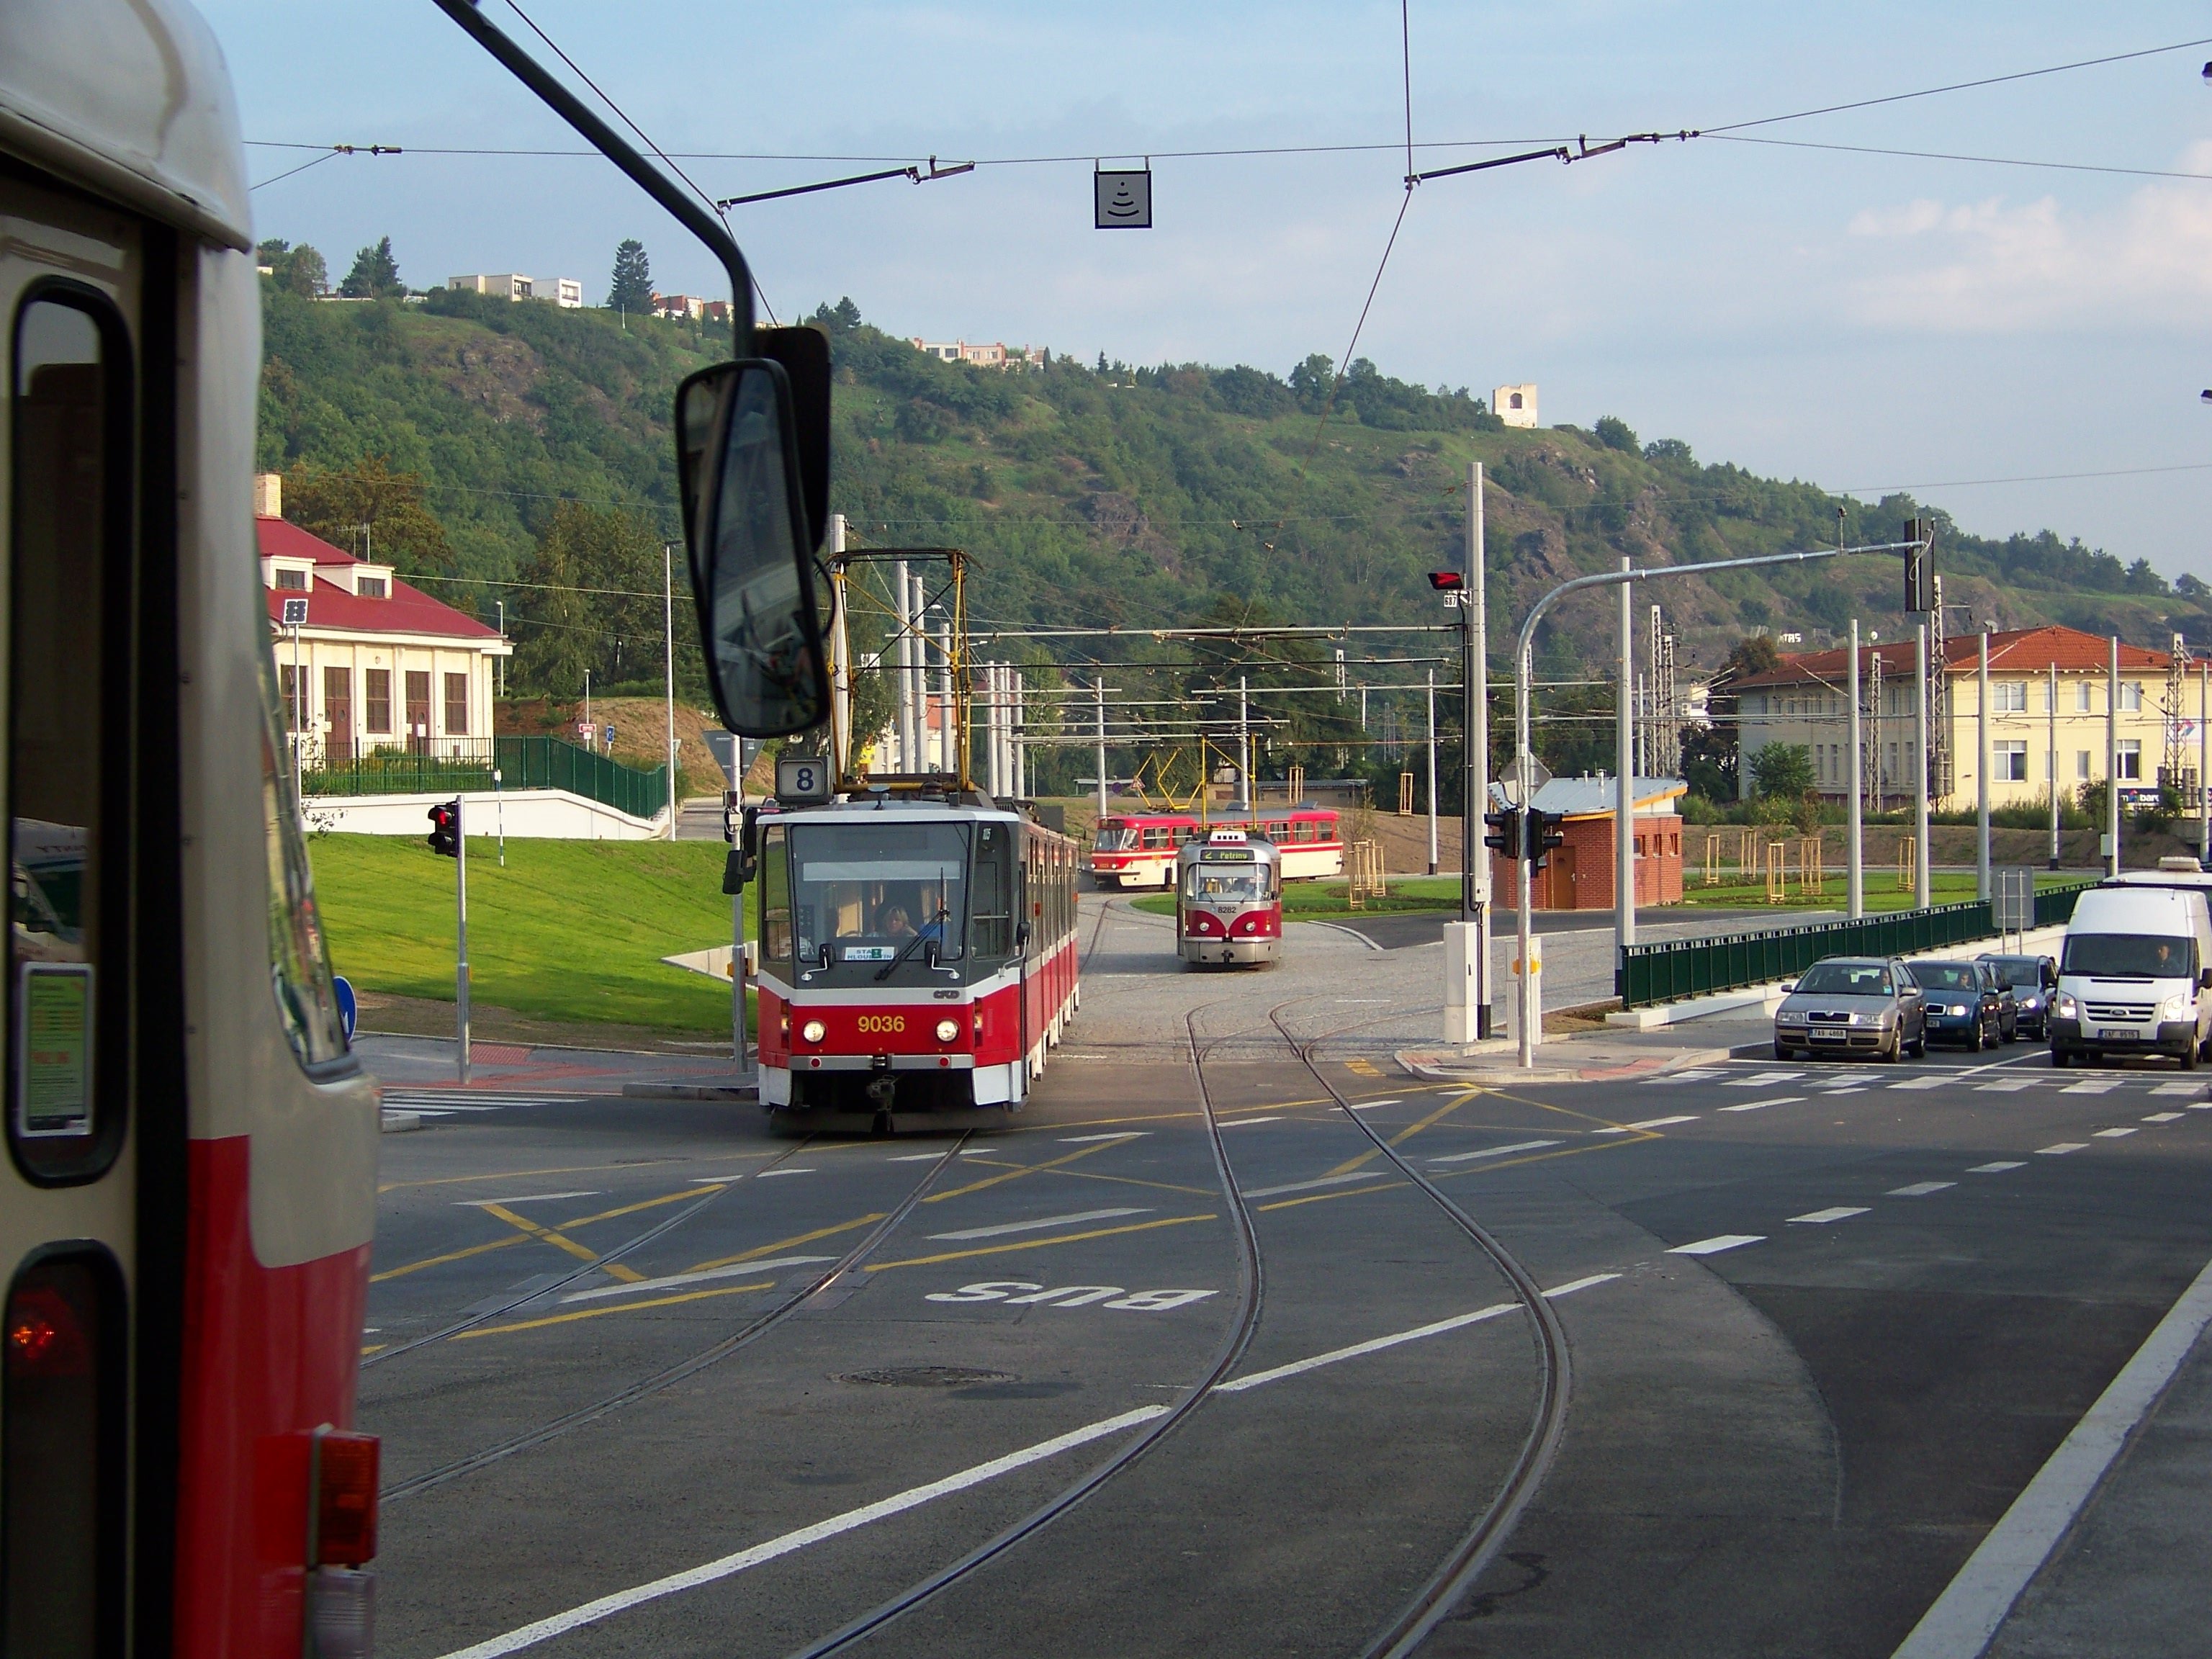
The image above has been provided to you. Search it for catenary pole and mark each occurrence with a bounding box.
[1977,627,1990,900]
[1915,622,1931,909]
[1616,553,1635,955]
[1238,676,1251,811]
[1097,678,1109,814]
[893,558,914,770]
[2049,661,2060,869]
[2200,658,2209,866]
[1848,619,1863,918]
[455,794,470,1084]
[664,541,678,840]
[1467,462,1491,1038]
[2108,635,2121,877]
[1426,667,1439,876]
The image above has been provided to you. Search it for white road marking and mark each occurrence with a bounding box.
[886,1153,949,1163]
[755,1168,816,1178]
[1243,1171,1393,1198]
[2036,1143,2088,1155]
[1217,1116,1283,1128]
[1640,1068,1722,1084]
[1717,1095,1804,1113]
[1887,1182,1956,1197]
[1428,1139,1561,1164]
[559,1256,837,1304]
[1968,1161,2027,1173]
[1976,1079,2038,1093]
[2193,1104,2212,1112]
[2092,1127,2138,1138]
[928,1208,1151,1241]
[1825,1087,1870,1096]
[428,1277,1631,1659]
[1346,1098,1401,1111]
[457,1191,600,1207]
[2151,1080,2204,1097]
[1789,1206,1871,1224]
[1725,1071,1802,1087]
[2061,1080,2120,1094]
[1889,1077,1948,1091]
[1592,1115,1699,1135]
[2142,1111,2185,1123]
[1058,1132,1148,1143]
[1891,1250,2212,1659]
[1668,1233,1765,1256]
[688,1177,753,1184]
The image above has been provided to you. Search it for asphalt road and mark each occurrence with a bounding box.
[358,912,2212,1658]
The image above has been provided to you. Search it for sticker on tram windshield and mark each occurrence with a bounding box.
[17,961,92,1137]
[843,945,898,962]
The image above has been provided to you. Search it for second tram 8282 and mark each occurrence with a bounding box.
[1177,830,1282,967]
[752,794,1081,1121]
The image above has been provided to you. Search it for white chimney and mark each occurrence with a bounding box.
[254,472,282,518]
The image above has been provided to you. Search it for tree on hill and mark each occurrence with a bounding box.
[256,239,328,297]
[510,501,673,699]
[608,240,652,313]
[284,456,455,577]
[338,236,403,299]
[1593,415,1638,453]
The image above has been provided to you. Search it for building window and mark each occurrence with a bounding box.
[1997,740,2028,782]
[357,576,386,598]
[1994,681,2027,713]
[274,567,307,591]
[2121,682,2144,712]
[405,670,431,752]
[2077,682,2093,712]
[364,668,391,734]
[444,672,469,736]
[2118,739,2143,780]
[2077,750,2092,780]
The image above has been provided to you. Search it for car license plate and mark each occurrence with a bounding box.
[2095,1028,2140,1042]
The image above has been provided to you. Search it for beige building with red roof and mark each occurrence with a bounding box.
[256,474,511,767]
[1732,624,2193,811]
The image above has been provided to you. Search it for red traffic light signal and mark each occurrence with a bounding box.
[426,800,459,858]
[1426,571,1465,592]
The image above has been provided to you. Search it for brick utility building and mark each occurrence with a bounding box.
[1488,775,1688,911]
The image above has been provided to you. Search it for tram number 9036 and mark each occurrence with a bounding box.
[856,1014,907,1035]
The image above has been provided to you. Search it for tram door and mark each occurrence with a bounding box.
[0,174,181,1657]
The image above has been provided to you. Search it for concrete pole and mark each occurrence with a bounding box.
[1848,619,1863,918]
[937,621,954,781]
[455,795,470,1085]
[1977,628,1991,901]
[1426,668,1439,876]
[1467,462,1491,1038]
[984,664,1001,796]
[2108,635,2121,877]
[1516,631,1537,1067]
[1096,678,1108,814]
[1238,675,1251,812]
[1616,553,1635,954]
[1915,622,1931,909]
[2200,659,2209,866]
[1012,665,1026,799]
[892,558,914,771]
[2049,661,2061,870]
[664,541,678,840]
[827,514,850,781]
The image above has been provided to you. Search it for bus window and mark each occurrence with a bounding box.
[973,824,1013,959]
[757,824,791,966]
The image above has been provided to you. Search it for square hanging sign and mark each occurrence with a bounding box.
[1094,168,1152,230]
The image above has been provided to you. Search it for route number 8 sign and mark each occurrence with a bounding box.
[776,755,832,803]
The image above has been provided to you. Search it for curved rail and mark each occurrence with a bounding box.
[780,999,1267,1659]
[1266,1002,1572,1659]
[380,1131,971,1504]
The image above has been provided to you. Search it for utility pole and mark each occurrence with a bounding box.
[827,514,850,781]
[664,541,678,840]
[893,557,915,770]
[1238,676,1251,811]
[2049,661,2060,870]
[2108,634,2121,877]
[1449,460,1492,1047]
[496,598,505,698]
[456,795,471,1085]
[1977,627,1990,901]
[2201,658,2209,866]
[938,619,955,781]
[1848,619,1863,918]
[1096,678,1109,814]
[1915,622,1931,909]
[1615,552,1635,956]
[1012,665,1025,799]
[1426,667,1439,877]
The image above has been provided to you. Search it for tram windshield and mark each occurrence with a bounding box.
[1093,820,1136,852]
[788,821,968,967]
[1187,870,1267,904]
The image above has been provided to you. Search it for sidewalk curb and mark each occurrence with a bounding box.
[379,1110,423,1133]
[619,1080,760,1102]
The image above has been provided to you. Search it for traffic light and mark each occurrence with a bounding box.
[1483,805,1522,860]
[1426,571,1465,592]
[1525,807,1566,871]
[426,799,459,858]
[1903,518,1934,613]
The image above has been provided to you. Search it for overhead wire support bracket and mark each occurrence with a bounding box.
[717,155,974,210]
[1404,130,1694,188]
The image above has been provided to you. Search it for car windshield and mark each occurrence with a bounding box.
[1794,962,1889,996]
[1910,963,1978,991]
[1982,958,2046,988]
[2062,933,2196,978]
[790,820,968,966]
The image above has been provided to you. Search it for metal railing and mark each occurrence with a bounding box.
[1618,880,2100,1009]
[300,735,670,820]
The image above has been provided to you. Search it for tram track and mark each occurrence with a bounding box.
[378,1132,973,1505]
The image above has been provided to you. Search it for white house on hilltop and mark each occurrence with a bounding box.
[910,338,1047,371]
[1493,384,1538,428]
[446,273,583,308]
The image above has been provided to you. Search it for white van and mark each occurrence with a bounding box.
[2050,885,2212,1068]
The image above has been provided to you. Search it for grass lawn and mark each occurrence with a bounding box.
[307,835,739,1032]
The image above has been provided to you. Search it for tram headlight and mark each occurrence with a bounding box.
[800,1019,827,1044]
[935,1018,960,1043]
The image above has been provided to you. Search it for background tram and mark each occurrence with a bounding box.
[1177,832,1283,967]
[1090,806,1341,888]
[752,796,1082,1121]
[3,9,382,1655]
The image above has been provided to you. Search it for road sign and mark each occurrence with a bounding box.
[280,595,310,626]
[332,974,357,1043]
[1094,168,1151,229]
[1993,867,2035,931]
[776,755,832,802]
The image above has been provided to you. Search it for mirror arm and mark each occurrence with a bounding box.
[431,0,757,343]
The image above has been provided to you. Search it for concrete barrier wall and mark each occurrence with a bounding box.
[302,788,668,840]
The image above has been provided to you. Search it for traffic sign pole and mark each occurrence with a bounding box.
[456,794,471,1084]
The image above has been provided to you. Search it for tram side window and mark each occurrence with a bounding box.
[757,825,791,966]
[8,293,136,1173]
[973,824,1013,959]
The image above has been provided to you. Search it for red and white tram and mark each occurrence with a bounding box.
[1177,832,1282,967]
[1090,806,1342,888]
[3,8,382,1655]
[752,797,1082,1122]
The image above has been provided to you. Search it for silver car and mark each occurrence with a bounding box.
[1773,956,1928,1063]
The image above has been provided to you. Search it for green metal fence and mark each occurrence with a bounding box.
[300,735,670,821]
[1618,880,2100,1009]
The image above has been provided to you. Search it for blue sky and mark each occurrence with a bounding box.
[209,2,2212,590]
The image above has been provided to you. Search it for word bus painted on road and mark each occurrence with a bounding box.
[926,1282,1219,1310]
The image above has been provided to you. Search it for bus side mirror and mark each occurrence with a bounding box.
[1015,921,1031,953]
[2199,967,2211,992]
[674,359,831,737]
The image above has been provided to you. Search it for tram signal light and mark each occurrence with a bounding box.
[1483,805,1522,860]
[1526,807,1566,871]
[426,801,459,858]
[1903,518,1934,613]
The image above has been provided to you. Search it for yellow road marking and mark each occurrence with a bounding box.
[1256,1181,1408,1213]
[477,1202,609,1268]
[866,1213,1215,1272]
[684,1213,889,1274]
[369,1181,732,1282]
[377,1158,691,1195]
[455,1281,776,1339]
[560,1186,719,1229]
[1325,1089,1478,1177]
[371,1233,526,1283]
[1033,1166,1218,1199]
[360,1342,388,1355]
[921,1140,1124,1204]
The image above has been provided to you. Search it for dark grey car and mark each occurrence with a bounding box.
[1979,953,2058,1038]
[1773,956,1928,1062]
